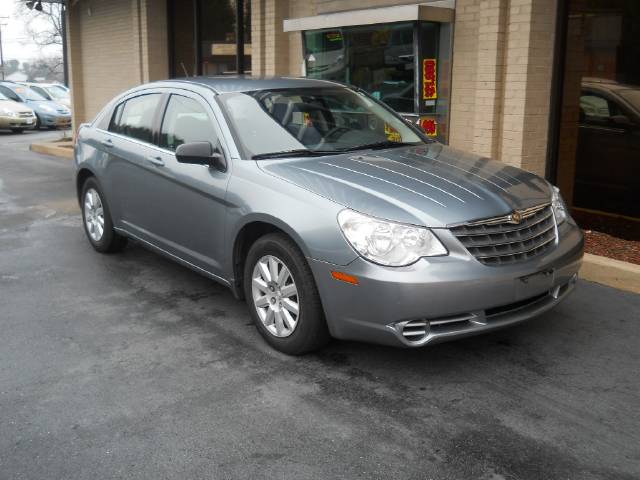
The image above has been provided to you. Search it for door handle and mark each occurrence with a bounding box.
[147,155,165,167]
[101,139,113,148]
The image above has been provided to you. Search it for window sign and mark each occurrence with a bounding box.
[422,59,437,100]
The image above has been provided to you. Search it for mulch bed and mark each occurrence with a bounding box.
[572,209,640,265]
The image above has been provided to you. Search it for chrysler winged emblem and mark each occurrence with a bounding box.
[510,210,523,224]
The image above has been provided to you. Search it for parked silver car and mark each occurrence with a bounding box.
[0,81,71,130]
[74,77,584,354]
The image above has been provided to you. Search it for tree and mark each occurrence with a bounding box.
[23,55,63,82]
[16,0,63,48]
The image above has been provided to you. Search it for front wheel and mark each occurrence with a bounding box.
[244,233,329,355]
[11,128,24,134]
[81,177,127,253]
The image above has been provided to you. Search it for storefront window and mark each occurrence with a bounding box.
[303,21,447,141]
[168,0,251,77]
[554,0,640,219]
[304,23,417,113]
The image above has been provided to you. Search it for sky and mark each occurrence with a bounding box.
[1,0,61,63]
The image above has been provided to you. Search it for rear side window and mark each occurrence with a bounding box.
[159,95,217,151]
[109,94,160,144]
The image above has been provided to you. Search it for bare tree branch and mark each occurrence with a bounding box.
[15,1,63,47]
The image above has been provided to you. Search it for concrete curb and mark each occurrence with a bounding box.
[30,142,74,160]
[580,253,640,294]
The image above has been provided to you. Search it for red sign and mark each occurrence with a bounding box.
[419,117,437,137]
[422,59,437,100]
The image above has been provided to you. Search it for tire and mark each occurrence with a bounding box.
[11,128,24,134]
[35,115,42,130]
[244,233,330,355]
[80,177,127,253]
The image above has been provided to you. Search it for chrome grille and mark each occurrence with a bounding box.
[450,204,556,266]
[18,112,33,117]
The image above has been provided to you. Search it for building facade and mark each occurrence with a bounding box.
[65,0,640,218]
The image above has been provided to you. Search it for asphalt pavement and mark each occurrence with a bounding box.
[0,133,639,480]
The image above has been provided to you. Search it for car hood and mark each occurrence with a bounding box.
[26,99,69,113]
[257,143,553,227]
[0,99,33,114]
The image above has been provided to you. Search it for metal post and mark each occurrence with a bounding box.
[193,0,202,76]
[61,5,69,86]
[236,0,245,74]
[0,18,7,81]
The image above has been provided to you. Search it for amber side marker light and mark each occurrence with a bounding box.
[331,271,359,285]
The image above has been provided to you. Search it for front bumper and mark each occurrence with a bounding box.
[309,220,584,347]
[39,114,72,128]
[0,115,37,129]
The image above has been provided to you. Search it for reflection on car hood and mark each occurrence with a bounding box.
[0,99,33,114]
[27,100,68,112]
[257,144,552,227]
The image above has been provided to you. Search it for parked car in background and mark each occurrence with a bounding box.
[0,81,71,130]
[0,90,37,133]
[577,78,640,218]
[18,82,71,109]
[74,77,584,355]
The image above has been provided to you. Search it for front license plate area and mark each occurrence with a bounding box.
[516,269,554,300]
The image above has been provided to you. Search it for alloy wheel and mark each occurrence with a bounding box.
[251,255,300,337]
[84,188,105,242]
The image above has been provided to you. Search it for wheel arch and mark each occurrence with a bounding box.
[75,167,97,205]
[230,215,311,300]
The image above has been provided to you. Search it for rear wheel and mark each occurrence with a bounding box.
[244,233,329,355]
[81,177,127,253]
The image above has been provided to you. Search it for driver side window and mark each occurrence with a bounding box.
[159,95,217,152]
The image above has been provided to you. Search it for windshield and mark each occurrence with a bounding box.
[13,86,47,102]
[218,87,425,158]
[0,92,8,101]
[618,88,640,112]
[47,85,69,100]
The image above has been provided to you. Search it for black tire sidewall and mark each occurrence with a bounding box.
[80,178,118,253]
[244,234,328,355]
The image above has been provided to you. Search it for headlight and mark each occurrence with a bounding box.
[0,108,17,117]
[41,105,55,113]
[551,186,567,224]
[337,209,447,266]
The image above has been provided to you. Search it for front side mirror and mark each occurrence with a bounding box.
[175,141,226,171]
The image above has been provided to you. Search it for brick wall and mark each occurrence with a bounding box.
[449,0,558,175]
[67,0,168,126]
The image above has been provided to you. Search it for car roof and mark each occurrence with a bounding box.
[161,75,345,94]
[582,78,637,92]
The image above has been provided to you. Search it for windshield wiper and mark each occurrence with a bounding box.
[341,141,420,152]
[252,149,338,160]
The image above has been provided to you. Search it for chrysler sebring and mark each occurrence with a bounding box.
[74,77,584,354]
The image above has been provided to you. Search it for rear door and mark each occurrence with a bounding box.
[142,91,232,277]
[101,91,165,242]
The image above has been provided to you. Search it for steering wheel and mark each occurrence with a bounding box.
[311,126,351,149]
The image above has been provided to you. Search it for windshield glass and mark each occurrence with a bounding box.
[47,85,69,100]
[218,87,425,158]
[0,92,8,101]
[13,86,47,101]
[618,88,640,112]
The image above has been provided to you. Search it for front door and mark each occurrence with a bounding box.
[139,92,231,277]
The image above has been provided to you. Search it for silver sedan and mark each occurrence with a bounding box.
[74,76,584,354]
